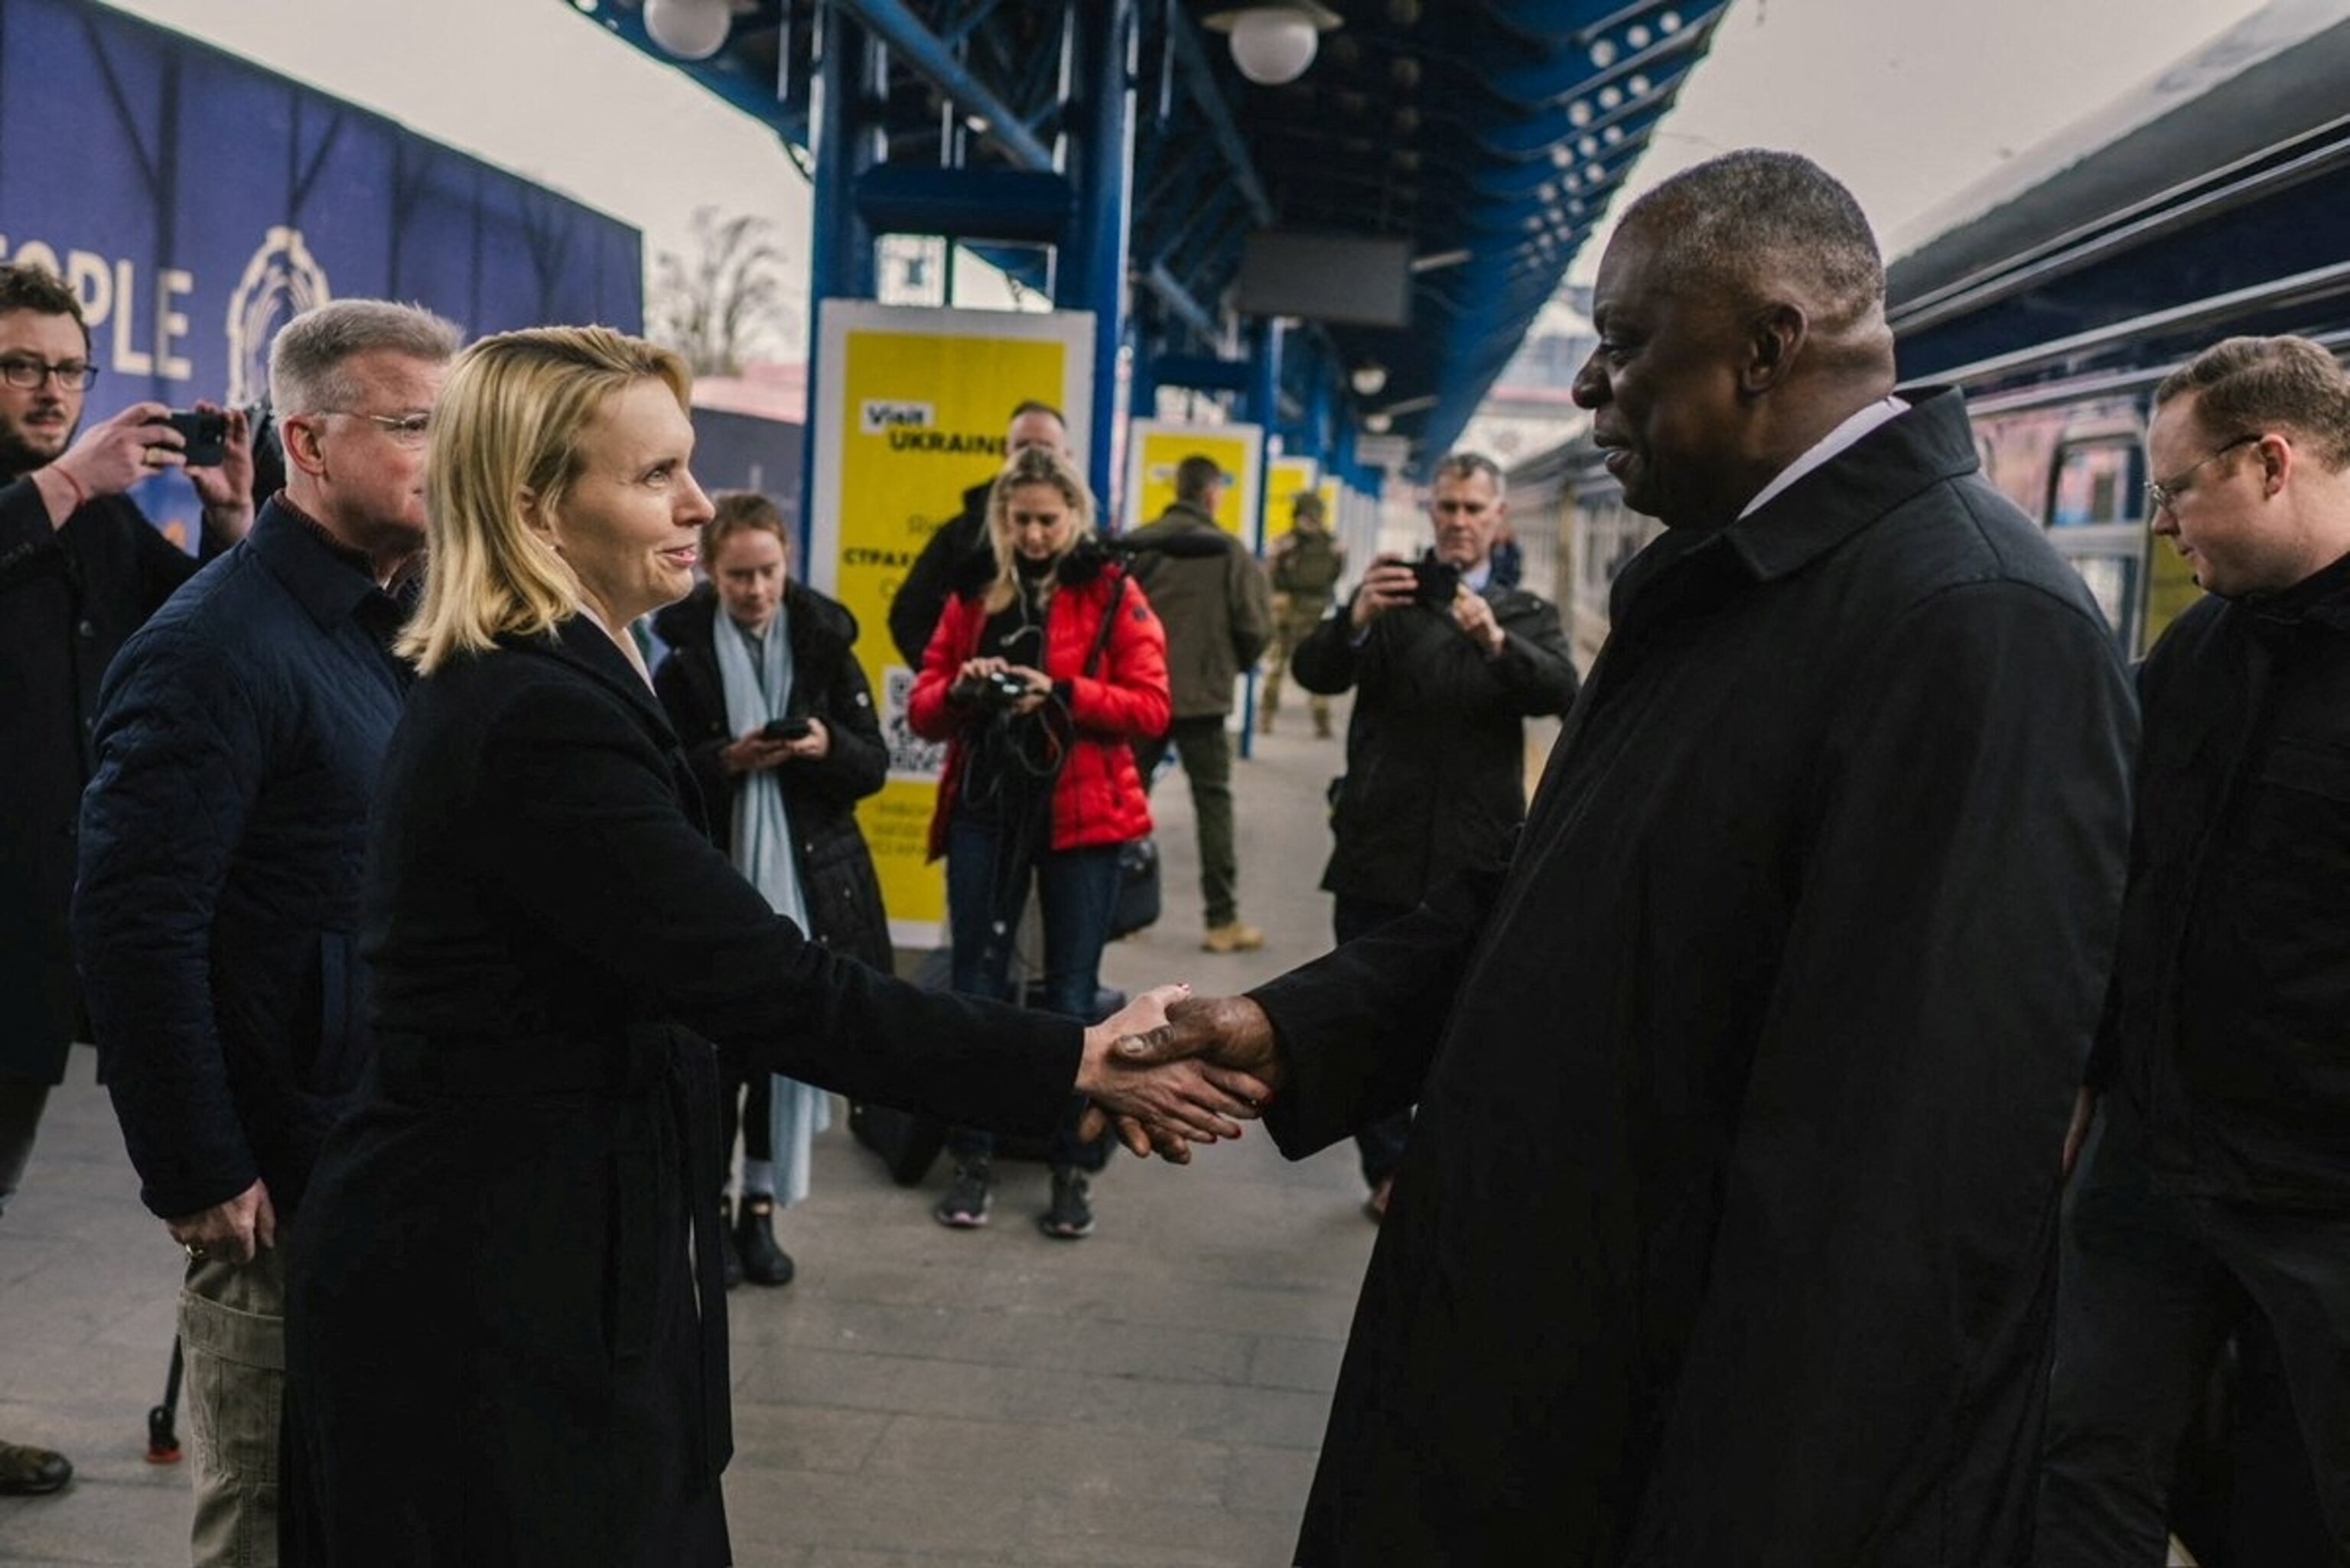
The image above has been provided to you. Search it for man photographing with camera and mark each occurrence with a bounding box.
[1287,450,1577,1218]
[0,261,254,1499]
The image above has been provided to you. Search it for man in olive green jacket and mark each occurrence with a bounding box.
[1127,454,1275,952]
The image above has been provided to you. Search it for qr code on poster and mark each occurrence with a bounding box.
[883,666,946,779]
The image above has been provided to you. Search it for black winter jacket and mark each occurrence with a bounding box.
[1292,576,1577,908]
[73,500,412,1221]
[887,478,993,669]
[0,480,206,1082]
[651,581,894,973]
[2088,551,2350,1205]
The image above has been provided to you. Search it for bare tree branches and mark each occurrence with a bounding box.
[649,207,798,376]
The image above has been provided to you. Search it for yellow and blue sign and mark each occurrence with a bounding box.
[805,302,1095,945]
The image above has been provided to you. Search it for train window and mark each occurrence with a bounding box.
[2068,554,2138,644]
[2049,439,2143,527]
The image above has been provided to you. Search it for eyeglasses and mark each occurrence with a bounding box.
[324,410,431,447]
[2145,434,2260,516]
[0,356,98,392]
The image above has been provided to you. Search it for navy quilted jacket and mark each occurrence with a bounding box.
[74,499,412,1222]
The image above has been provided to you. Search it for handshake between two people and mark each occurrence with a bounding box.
[1072,987,1287,1163]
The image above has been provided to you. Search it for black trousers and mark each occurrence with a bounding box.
[1334,894,1415,1189]
[2036,1097,2350,1566]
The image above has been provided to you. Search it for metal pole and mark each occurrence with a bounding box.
[1054,0,1138,509]
[1238,316,1284,759]
[799,8,879,559]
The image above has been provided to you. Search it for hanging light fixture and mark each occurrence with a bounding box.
[643,0,731,60]
[1351,363,1388,397]
[1204,4,1343,86]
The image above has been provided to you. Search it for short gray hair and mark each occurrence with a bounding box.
[269,300,463,416]
[1621,149,1883,330]
[1432,451,1505,501]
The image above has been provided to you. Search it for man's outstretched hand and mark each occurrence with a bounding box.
[1076,986,1273,1162]
[1080,993,1288,1163]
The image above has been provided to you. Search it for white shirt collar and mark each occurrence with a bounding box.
[1736,395,1909,521]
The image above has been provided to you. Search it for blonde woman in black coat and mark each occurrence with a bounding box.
[653,491,890,1287]
[279,327,1266,1566]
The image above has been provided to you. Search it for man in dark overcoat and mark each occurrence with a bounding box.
[1289,450,1576,1216]
[73,299,460,1565]
[1116,149,2138,1563]
[0,260,252,1496]
[2036,335,2350,1563]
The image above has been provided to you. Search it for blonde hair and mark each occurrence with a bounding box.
[981,444,1093,613]
[400,326,692,672]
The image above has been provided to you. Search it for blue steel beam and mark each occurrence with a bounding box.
[836,0,1053,172]
[1054,0,1138,506]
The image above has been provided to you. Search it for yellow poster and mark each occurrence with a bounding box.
[1122,420,1263,547]
[806,302,1095,946]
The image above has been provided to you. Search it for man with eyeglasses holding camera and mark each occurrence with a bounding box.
[0,260,255,1499]
[73,298,458,1566]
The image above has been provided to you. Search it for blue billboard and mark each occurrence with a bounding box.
[0,0,643,545]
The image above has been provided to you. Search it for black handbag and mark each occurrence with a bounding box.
[1108,835,1161,939]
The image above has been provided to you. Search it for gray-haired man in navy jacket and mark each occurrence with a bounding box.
[75,298,459,1567]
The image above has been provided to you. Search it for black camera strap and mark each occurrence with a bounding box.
[1082,573,1130,678]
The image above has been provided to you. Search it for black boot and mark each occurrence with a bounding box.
[735,1196,796,1287]
[718,1196,745,1290]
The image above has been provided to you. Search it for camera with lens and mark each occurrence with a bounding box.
[956,668,1036,711]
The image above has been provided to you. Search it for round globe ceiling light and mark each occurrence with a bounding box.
[645,0,731,60]
[1227,6,1329,86]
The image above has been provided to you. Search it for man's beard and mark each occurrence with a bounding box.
[0,418,68,481]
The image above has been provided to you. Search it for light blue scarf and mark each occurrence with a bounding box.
[711,599,829,1205]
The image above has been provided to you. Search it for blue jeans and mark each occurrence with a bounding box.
[943,815,1119,1171]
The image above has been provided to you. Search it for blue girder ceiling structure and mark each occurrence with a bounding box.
[574,0,1727,478]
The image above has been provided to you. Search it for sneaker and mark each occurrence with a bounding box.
[1202,920,1265,954]
[1037,1168,1095,1240]
[934,1157,993,1228]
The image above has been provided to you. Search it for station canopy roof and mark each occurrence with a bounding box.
[579,0,1728,462]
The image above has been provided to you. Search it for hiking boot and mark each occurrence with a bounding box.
[718,1197,746,1289]
[1037,1167,1095,1240]
[1259,709,1276,735]
[1312,709,1333,739]
[0,1440,71,1496]
[934,1156,993,1228]
[735,1196,796,1287]
[1202,920,1265,954]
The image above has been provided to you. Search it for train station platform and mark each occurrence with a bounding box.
[0,691,1438,1567]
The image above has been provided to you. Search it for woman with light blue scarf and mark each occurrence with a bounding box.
[653,492,895,1287]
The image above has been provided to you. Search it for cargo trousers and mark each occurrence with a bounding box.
[181,1245,285,1568]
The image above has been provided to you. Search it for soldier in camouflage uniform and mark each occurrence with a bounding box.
[1261,490,1345,737]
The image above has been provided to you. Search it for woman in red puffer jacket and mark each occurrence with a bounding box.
[908,444,1169,1239]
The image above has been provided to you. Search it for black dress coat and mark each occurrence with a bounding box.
[1248,391,2138,1565]
[282,617,1079,1566]
[651,581,893,972]
[0,481,202,1081]
[1291,574,1577,909]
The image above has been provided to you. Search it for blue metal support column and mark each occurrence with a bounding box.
[798,8,880,556]
[1236,316,1284,757]
[1053,0,1138,509]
